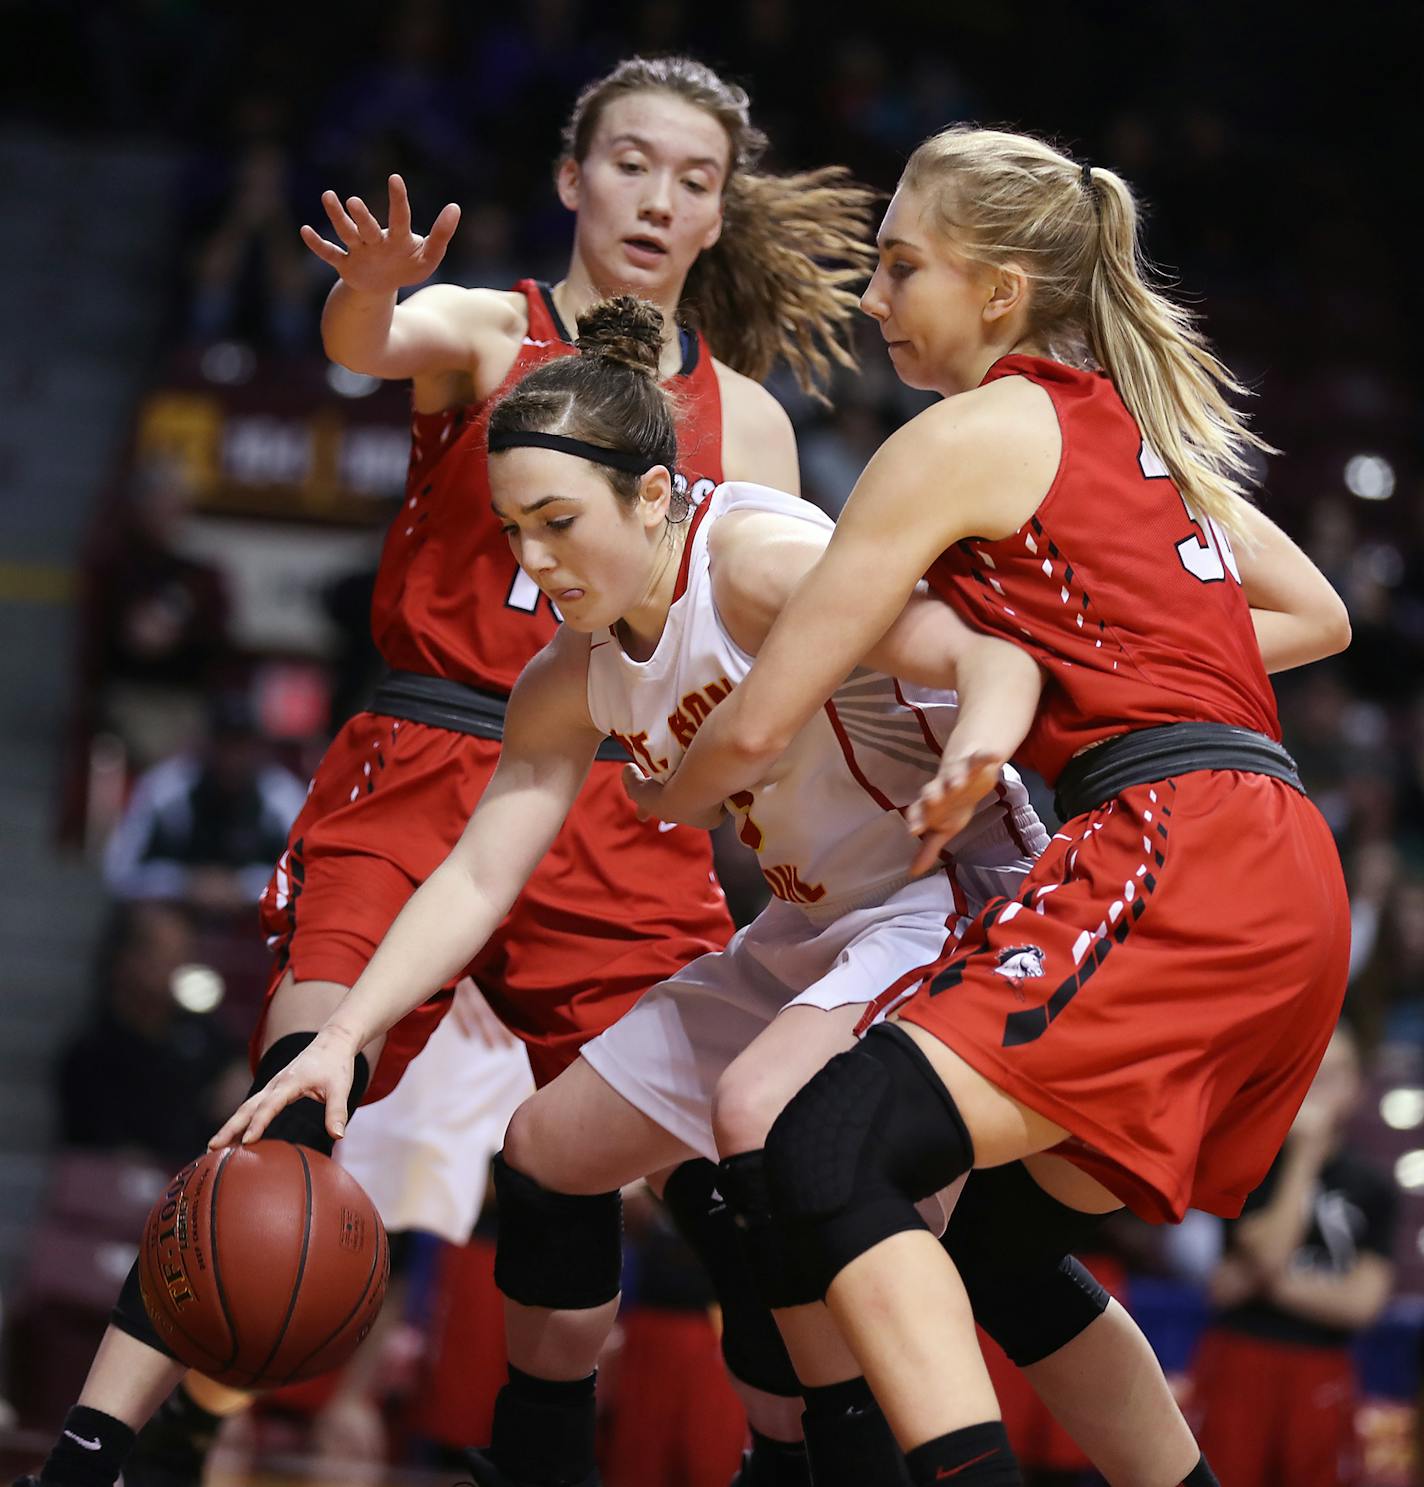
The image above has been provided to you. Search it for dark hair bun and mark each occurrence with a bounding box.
[575,296,664,377]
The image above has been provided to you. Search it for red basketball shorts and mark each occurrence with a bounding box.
[255,712,734,1102]
[897,771,1348,1221]
[1192,1328,1359,1486]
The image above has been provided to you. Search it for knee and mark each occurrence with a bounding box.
[712,1063,789,1159]
[944,1164,1110,1364]
[764,1029,976,1295]
[491,1151,623,1310]
[501,1090,592,1194]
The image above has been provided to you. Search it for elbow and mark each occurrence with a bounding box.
[729,720,792,767]
[724,703,793,766]
[1325,600,1352,658]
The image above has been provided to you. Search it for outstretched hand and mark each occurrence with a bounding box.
[299,173,460,294]
[907,748,1004,877]
[209,1026,360,1149]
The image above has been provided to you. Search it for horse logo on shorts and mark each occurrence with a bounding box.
[993,944,1046,984]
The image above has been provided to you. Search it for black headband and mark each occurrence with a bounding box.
[487,428,655,473]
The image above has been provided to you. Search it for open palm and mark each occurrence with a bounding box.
[300,172,460,294]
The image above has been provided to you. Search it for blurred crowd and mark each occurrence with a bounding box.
[1,0,1419,1482]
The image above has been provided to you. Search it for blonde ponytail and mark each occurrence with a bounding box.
[903,127,1272,536]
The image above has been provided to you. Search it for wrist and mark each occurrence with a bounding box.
[319,1020,364,1054]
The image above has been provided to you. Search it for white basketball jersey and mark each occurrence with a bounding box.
[586,483,1042,919]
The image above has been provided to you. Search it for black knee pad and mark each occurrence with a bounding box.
[661,1159,803,1396]
[719,1150,824,1312]
[110,1031,374,1352]
[945,1163,1110,1365]
[111,1258,178,1356]
[766,1024,973,1298]
[492,1151,623,1309]
[247,1032,372,1157]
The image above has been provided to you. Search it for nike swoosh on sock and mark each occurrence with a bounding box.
[936,1449,999,1479]
[63,1433,102,1452]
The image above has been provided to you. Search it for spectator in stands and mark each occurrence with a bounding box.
[80,459,233,770]
[1191,1023,1396,1487]
[56,902,247,1169]
[102,693,307,916]
[187,91,312,352]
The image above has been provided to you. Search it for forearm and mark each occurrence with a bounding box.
[1251,607,1350,674]
[946,641,1041,765]
[320,281,400,374]
[1267,1264,1391,1331]
[322,856,517,1049]
[650,691,787,824]
[1235,1141,1328,1272]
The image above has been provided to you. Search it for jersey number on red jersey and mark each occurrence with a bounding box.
[1139,439,1241,586]
[506,567,563,620]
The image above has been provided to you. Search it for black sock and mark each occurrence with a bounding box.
[744,1428,812,1486]
[130,1384,225,1470]
[904,1422,1020,1486]
[1180,1454,1219,1487]
[40,1407,136,1487]
[488,1365,597,1484]
[802,1377,909,1486]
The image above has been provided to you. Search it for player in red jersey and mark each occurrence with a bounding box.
[630,125,1353,1487]
[21,57,877,1487]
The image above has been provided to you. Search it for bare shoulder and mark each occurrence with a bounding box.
[911,374,1057,452]
[404,284,527,337]
[713,360,800,492]
[873,376,1059,539]
[407,286,529,409]
[708,506,828,653]
[524,623,593,692]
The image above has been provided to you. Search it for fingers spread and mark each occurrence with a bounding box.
[346,195,383,244]
[323,189,361,246]
[387,173,411,236]
[422,202,461,260]
[299,224,346,267]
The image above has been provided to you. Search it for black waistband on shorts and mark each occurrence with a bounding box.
[369,670,631,764]
[1053,721,1303,823]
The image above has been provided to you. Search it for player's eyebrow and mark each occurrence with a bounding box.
[607,133,724,172]
[490,494,578,520]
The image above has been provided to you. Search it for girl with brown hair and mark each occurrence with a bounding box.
[21,56,877,1487]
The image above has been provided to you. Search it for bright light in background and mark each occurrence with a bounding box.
[200,340,256,385]
[171,963,224,1014]
[1396,1151,1424,1189]
[1382,1088,1424,1130]
[1344,453,1395,501]
[326,364,380,399]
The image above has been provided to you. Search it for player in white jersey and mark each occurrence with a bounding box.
[577,473,1044,1166]
[216,300,1208,1487]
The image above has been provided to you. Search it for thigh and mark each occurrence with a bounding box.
[898,774,1349,1222]
[477,763,735,1083]
[503,1053,697,1194]
[713,1002,865,1154]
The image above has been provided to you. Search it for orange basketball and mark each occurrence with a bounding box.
[139,1142,388,1389]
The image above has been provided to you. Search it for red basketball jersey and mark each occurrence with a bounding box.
[926,355,1279,784]
[370,280,725,695]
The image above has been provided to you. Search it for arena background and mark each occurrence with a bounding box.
[0,1,1420,1483]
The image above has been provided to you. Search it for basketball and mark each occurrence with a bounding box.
[138,1141,389,1389]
